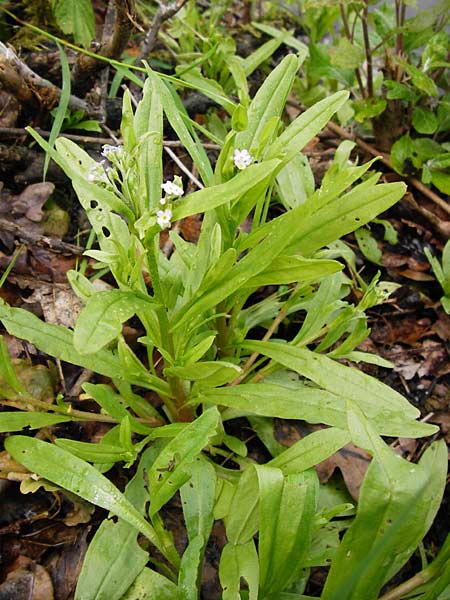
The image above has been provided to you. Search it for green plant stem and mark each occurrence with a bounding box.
[230,308,287,386]
[216,302,230,357]
[378,569,431,600]
[146,241,194,421]
[0,398,163,426]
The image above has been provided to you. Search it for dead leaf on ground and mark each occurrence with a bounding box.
[315,442,371,501]
[0,556,54,600]
[24,283,83,329]
[44,528,89,600]
[383,345,421,380]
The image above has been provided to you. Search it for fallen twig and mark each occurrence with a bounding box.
[0,218,84,255]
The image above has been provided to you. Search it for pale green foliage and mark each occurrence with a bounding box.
[0,54,446,599]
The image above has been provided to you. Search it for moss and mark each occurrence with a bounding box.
[8,0,59,49]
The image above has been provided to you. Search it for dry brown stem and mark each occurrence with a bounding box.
[71,0,136,96]
[139,0,188,61]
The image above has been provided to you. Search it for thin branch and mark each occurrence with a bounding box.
[139,0,188,61]
[71,0,136,96]
[0,127,220,150]
[164,146,204,189]
[0,42,96,116]
[230,309,287,386]
[340,3,366,98]
[362,1,374,97]
[0,218,84,255]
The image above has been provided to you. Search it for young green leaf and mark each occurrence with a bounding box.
[322,415,447,599]
[242,341,437,438]
[178,535,204,600]
[149,407,220,515]
[219,541,259,600]
[121,568,179,600]
[73,290,157,354]
[75,445,169,600]
[0,412,74,433]
[5,436,173,563]
[51,0,95,48]
[256,467,317,596]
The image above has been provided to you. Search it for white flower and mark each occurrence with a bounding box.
[159,197,167,205]
[101,144,123,159]
[87,161,109,183]
[156,208,172,229]
[161,180,184,197]
[233,148,253,170]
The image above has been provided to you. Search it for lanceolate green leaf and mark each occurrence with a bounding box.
[235,54,299,151]
[180,457,216,544]
[243,256,342,288]
[148,407,220,515]
[0,303,170,396]
[121,568,179,600]
[73,290,157,354]
[219,541,259,600]
[0,412,74,433]
[134,78,164,212]
[242,341,437,438]
[5,436,174,564]
[75,446,165,600]
[268,91,349,162]
[322,438,447,600]
[268,428,351,474]
[148,71,213,185]
[178,535,204,600]
[256,467,317,596]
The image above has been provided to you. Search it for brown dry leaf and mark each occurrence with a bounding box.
[430,412,450,443]
[0,556,54,600]
[370,316,432,346]
[432,312,450,341]
[395,269,435,281]
[0,91,20,127]
[45,528,89,600]
[383,345,420,380]
[25,283,83,329]
[417,340,450,378]
[315,443,371,501]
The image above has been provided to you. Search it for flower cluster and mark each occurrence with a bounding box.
[101,144,124,160]
[161,180,184,197]
[233,148,253,170]
[87,160,109,184]
[156,177,184,229]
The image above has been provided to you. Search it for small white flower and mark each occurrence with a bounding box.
[161,180,184,197]
[159,197,167,205]
[101,144,123,159]
[87,161,109,183]
[233,148,253,170]
[156,208,172,229]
